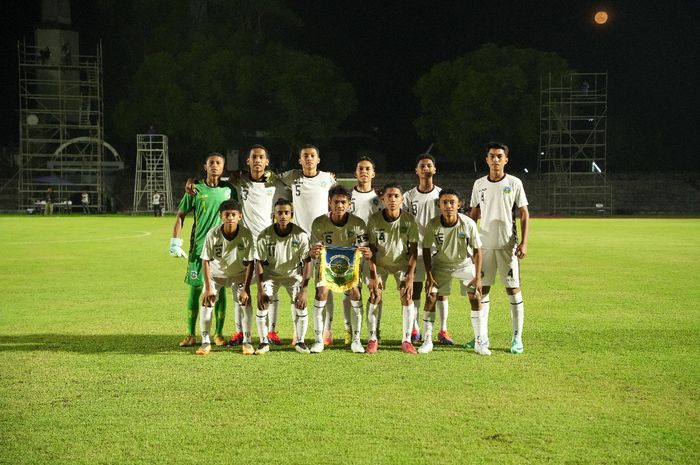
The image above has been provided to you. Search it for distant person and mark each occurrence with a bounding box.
[152,192,162,217]
[81,191,90,214]
[582,81,590,96]
[468,141,529,355]
[147,125,157,135]
[44,187,54,215]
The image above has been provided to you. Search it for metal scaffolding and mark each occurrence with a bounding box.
[17,38,122,213]
[132,134,174,214]
[538,72,612,215]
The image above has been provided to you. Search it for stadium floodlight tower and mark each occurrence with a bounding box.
[17,0,122,213]
[132,134,174,214]
[538,72,612,215]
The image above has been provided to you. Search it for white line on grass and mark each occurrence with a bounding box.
[7,231,153,245]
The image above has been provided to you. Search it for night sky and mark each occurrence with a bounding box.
[2,0,699,170]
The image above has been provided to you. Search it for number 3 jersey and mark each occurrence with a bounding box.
[422,213,482,269]
[200,225,254,280]
[367,210,419,273]
[233,173,286,240]
[311,213,369,248]
[256,224,310,280]
[470,174,528,249]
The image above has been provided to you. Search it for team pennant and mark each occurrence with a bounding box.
[319,246,362,293]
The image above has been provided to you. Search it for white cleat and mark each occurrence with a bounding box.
[350,341,365,353]
[474,342,492,356]
[309,341,325,353]
[417,340,433,354]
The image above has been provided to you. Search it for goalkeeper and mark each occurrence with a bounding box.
[170,152,237,347]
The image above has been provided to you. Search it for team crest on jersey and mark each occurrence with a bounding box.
[292,239,300,247]
[190,270,198,279]
[503,186,512,194]
[347,231,355,238]
[458,231,466,239]
[237,244,244,250]
[265,187,274,197]
[372,199,379,205]
[400,225,408,234]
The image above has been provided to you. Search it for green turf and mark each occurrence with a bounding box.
[1,216,698,465]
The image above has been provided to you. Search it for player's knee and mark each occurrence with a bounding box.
[506,287,520,295]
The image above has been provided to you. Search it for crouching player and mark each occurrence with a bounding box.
[197,200,256,355]
[366,183,419,353]
[309,185,374,354]
[419,189,489,355]
[256,199,313,354]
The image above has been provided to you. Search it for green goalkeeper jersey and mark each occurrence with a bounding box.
[177,179,236,258]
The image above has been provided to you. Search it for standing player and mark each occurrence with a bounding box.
[308,185,373,353]
[403,154,455,345]
[197,199,256,355]
[256,198,313,354]
[170,153,235,348]
[468,142,529,354]
[419,189,488,355]
[366,183,419,353]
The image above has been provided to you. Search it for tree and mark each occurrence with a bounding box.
[414,44,571,168]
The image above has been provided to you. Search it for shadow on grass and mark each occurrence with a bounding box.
[0,335,466,354]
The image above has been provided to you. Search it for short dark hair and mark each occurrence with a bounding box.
[274,197,293,209]
[485,141,509,157]
[219,199,241,213]
[249,144,269,158]
[356,155,376,170]
[381,182,403,195]
[205,152,225,164]
[415,153,436,166]
[439,188,460,199]
[300,144,319,155]
[328,184,351,200]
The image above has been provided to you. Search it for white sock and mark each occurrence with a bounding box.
[470,310,483,343]
[367,303,379,341]
[343,295,352,330]
[481,294,490,342]
[200,305,213,344]
[423,311,435,341]
[256,309,269,344]
[402,304,415,342]
[234,302,243,333]
[241,304,253,343]
[437,299,448,332]
[413,297,422,331]
[350,300,363,342]
[509,292,524,342]
[312,300,326,343]
[294,306,309,343]
[323,294,334,331]
[268,296,279,332]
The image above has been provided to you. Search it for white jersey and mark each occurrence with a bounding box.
[470,174,528,249]
[422,213,482,270]
[234,173,284,239]
[349,187,381,223]
[152,193,161,205]
[402,185,442,254]
[256,223,310,280]
[367,210,419,273]
[311,213,369,248]
[279,170,335,234]
[200,225,254,280]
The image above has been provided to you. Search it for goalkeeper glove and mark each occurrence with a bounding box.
[169,238,187,258]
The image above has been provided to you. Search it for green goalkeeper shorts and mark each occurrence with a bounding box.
[184,256,204,287]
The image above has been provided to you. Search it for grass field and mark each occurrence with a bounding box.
[1,215,699,465]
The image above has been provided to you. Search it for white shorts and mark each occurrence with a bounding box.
[377,267,408,291]
[206,276,247,304]
[481,247,520,288]
[432,263,476,297]
[261,276,303,305]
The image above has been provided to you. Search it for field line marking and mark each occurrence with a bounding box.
[7,231,153,245]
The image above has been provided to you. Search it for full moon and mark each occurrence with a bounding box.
[594,11,609,24]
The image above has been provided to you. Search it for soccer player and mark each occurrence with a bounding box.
[196,199,256,355]
[256,198,313,354]
[419,188,488,355]
[308,185,373,354]
[468,141,529,354]
[403,154,455,345]
[366,183,419,354]
[170,153,235,348]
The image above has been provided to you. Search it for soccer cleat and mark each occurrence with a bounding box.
[228,332,244,346]
[213,334,227,346]
[464,339,475,350]
[309,341,325,353]
[178,335,197,347]
[437,330,455,345]
[351,341,365,353]
[241,343,255,355]
[343,329,353,345]
[411,329,421,343]
[474,339,492,356]
[510,339,524,354]
[323,329,333,346]
[367,339,378,354]
[195,344,211,355]
[401,341,417,354]
[295,342,311,354]
[267,331,282,346]
[255,343,270,355]
[417,340,433,354]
